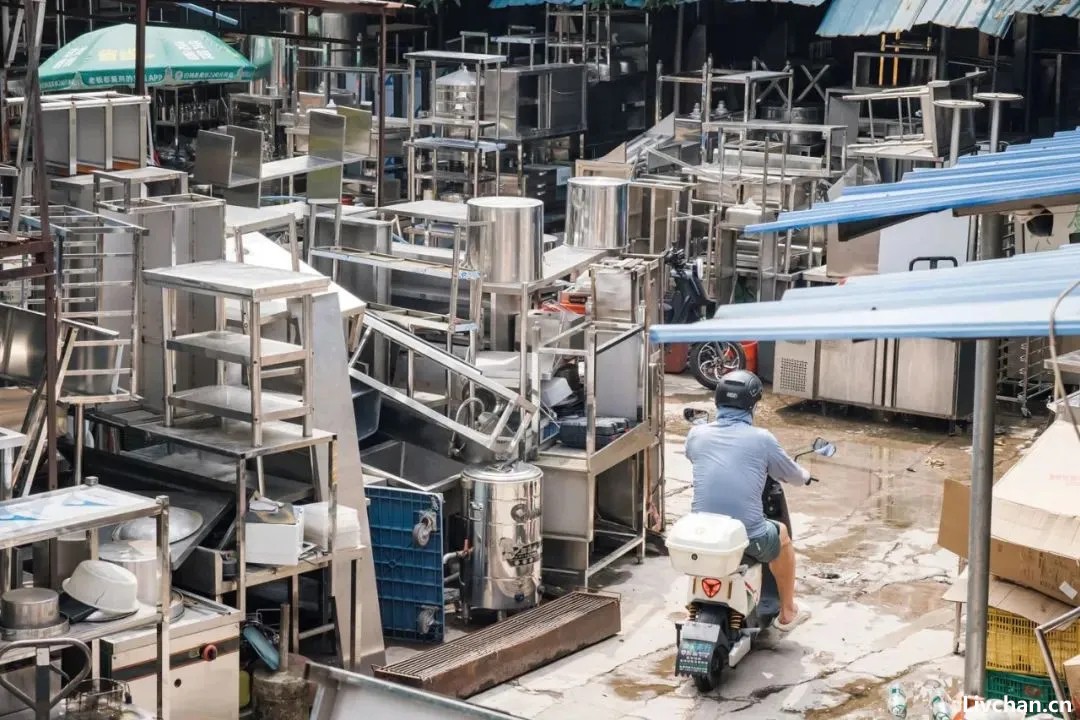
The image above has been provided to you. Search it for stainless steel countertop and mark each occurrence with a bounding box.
[142,260,330,301]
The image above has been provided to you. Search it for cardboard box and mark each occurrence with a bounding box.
[938,421,1080,606]
[1066,654,1080,710]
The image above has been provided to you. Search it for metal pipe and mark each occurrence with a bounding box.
[1035,606,1080,720]
[376,10,387,206]
[134,0,147,95]
[963,345,994,692]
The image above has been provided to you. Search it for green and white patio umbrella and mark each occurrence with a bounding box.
[39,24,254,92]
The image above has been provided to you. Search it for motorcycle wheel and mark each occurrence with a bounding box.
[692,646,728,693]
[689,341,746,390]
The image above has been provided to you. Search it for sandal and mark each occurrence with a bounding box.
[773,609,811,632]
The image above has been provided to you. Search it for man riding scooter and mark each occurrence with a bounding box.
[684,370,813,632]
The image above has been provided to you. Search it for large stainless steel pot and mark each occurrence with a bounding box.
[1,588,60,629]
[99,540,161,606]
[466,196,544,284]
[564,176,629,250]
[435,66,482,120]
[460,462,543,614]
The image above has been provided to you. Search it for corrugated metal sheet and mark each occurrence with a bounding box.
[649,248,1080,343]
[490,0,806,9]
[746,129,1080,235]
[649,294,1080,343]
[816,0,1080,37]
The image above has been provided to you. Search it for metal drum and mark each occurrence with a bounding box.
[564,176,629,250]
[461,462,543,614]
[466,196,544,284]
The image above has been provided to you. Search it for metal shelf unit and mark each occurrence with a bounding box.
[142,260,329,449]
[0,481,172,719]
[194,110,351,208]
[404,50,506,201]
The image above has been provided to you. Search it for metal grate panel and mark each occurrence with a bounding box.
[366,486,445,643]
[374,590,621,698]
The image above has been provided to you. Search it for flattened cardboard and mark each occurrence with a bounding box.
[943,570,1075,627]
[1065,654,1080,709]
[937,421,1080,606]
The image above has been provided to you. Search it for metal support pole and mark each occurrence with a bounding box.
[964,336,996,697]
[964,114,1010,693]
[134,0,146,95]
[376,11,387,206]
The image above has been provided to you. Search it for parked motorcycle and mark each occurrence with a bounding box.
[663,248,746,391]
[668,407,837,692]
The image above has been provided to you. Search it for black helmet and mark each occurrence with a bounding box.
[714,370,763,411]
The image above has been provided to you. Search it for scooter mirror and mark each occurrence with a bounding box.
[683,408,709,424]
[812,437,837,457]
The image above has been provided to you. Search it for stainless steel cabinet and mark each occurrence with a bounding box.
[891,338,975,419]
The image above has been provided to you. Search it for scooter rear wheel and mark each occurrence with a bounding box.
[689,341,746,390]
[692,646,728,693]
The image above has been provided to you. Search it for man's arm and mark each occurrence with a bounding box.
[765,432,811,485]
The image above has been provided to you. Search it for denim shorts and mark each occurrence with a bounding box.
[746,520,783,563]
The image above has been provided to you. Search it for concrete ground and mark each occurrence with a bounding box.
[464,374,1042,720]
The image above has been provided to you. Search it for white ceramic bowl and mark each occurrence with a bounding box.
[62,560,140,614]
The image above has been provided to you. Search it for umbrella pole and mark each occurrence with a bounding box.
[135,0,146,95]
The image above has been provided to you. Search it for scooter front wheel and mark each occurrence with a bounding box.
[689,341,746,390]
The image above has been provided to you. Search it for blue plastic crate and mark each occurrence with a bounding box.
[366,486,445,643]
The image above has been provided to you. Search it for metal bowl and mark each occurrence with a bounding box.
[112,507,203,544]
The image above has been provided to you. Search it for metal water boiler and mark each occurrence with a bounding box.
[461,462,543,616]
[466,196,544,283]
[564,176,629,249]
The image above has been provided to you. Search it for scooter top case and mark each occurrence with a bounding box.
[557,416,629,449]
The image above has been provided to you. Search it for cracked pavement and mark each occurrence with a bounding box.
[393,374,1039,719]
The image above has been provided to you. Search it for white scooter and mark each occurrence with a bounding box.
[668,408,837,692]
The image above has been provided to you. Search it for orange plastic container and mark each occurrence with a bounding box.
[740,341,759,375]
[665,343,690,374]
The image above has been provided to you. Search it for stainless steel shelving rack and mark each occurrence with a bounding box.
[135,260,362,665]
[194,111,354,208]
[142,260,328,451]
[404,50,506,201]
[0,481,172,719]
[529,255,663,587]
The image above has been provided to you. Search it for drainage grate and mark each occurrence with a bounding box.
[374,590,621,699]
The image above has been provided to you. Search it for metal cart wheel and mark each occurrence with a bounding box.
[0,637,92,720]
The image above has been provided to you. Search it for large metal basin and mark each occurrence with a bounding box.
[362,438,463,494]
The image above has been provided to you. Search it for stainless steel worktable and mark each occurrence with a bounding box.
[142,260,330,302]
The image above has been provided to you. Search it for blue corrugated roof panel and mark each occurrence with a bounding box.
[649,295,1080,343]
[746,131,1080,235]
[815,0,1080,37]
[650,249,1080,344]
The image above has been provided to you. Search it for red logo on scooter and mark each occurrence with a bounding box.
[701,578,722,598]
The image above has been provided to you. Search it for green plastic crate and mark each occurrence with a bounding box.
[986,669,1067,718]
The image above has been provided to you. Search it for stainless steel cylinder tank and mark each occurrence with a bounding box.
[466,196,544,284]
[564,176,629,250]
[461,462,543,613]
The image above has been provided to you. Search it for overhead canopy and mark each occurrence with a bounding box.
[648,246,1080,344]
[817,0,1080,37]
[40,24,254,90]
[744,128,1080,236]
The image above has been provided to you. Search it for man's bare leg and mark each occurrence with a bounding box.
[769,523,799,624]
